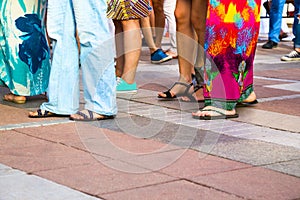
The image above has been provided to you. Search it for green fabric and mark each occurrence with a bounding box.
[0,0,50,96]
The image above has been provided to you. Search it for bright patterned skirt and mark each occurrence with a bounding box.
[0,0,50,96]
[203,0,261,110]
[107,0,150,20]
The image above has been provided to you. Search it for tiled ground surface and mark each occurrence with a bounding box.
[0,39,299,199]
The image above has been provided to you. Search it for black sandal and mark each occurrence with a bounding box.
[157,81,196,101]
[28,109,56,118]
[158,74,203,102]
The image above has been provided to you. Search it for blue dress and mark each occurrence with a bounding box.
[0,0,50,96]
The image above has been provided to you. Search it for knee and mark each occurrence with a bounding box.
[175,8,187,26]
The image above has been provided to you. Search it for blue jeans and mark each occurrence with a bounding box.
[293,0,300,48]
[41,0,117,116]
[269,0,286,43]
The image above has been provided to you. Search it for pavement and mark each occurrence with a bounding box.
[0,37,300,200]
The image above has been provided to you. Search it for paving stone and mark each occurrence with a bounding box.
[102,180,243,200]
[0,165,99,200]
[158,149,250,179]
[236,107,300,133]
[35,163,176,196]
[192,167,300,200]
[192,135,300,167]
[264,159,300,177]
[0,134,97,173]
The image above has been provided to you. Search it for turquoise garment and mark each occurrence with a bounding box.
[0,0,50,96]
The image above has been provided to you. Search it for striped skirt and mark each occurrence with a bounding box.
[107,0,150,20]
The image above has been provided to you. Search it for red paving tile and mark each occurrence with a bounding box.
[0,131,97,173]
[0,104,51,126]
[192,167,300,200]
[254,98,300,116]
[35,162,177,196]
[16,123,86,150]
[254,68,300,81]
[102,180,243,200]
[159,150,250,179]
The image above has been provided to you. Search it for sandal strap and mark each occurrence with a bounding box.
[76,111,89,119]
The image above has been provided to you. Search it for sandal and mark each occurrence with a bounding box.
[192,107,239,120]
[157,82,196,101]
[28,109,58,118]
[69,110,115,121]
[3,93,26,104]
[158,74,203,102]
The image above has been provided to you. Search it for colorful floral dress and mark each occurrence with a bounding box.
[203,0,261,110]
[0,0,50,96]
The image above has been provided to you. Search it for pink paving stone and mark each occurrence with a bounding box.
[0,104,66,126]
[0,132,98,173]
[18,121,176,153]
[72,122,181,155]
[159,149,250,179]
[35,162,177,196]
[16,123,86,150]
[253,98,300,117]
[254,68,300,81]
[102,180,243,200]
[192,166,300,200]
[0,131,46,149]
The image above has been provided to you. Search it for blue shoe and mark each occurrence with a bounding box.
[116,77,137,94]
[151,49,172,64]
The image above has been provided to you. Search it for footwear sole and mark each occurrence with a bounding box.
[69,115,115,121]
[117,90,138,94]
[151,56,172,64]
[192,113,239,120]
[281,57,300,61]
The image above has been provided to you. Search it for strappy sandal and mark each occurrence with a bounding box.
[69,110,115,121]
[28,109,57,118]
[157,82,196,101]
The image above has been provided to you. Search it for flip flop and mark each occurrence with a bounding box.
[69,110,115,121]
[192,109,239,120]
[237,99,258,107]
[28,109,59,118]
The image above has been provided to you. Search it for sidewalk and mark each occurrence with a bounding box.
[0,38,300,200]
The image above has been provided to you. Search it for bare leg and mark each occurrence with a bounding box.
[152,0,165,48]
[121,19,142,84]
[140,16,158,54]
[114,20,124,78]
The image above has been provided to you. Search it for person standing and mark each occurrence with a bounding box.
[192,0,260,120]
[157,0,207,102]
[281,0,300,61]
[262,0,286,49]
[29,0,117,121]
[107,0,151,93]
[0,0,50,104]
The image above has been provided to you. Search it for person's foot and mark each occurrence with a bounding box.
[281,50,300,61]
[28,109,58,118]
[279,32,288,40]
[151,49,172,64]
[262,40,278,49]
[3,93,26,104]
[180,87,204,102]
[69,109,114,121]
[192,106,238,120]
[243,91,257,103]
[164,49,178,59]
[116,77,137,94]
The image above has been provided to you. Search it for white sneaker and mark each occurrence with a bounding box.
[281,50,300,61]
